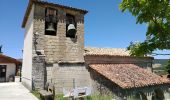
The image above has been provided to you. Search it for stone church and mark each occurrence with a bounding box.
[22,0,170,99]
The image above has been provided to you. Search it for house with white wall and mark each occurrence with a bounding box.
[0,54,21,82]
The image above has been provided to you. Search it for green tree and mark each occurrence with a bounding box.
[165,60,170,73]
[119,0,170,57]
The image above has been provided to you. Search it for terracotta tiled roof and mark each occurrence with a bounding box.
[90,64,170,89]
[0,54,21,65]
[85,47,130,56]
[22,0,88,28]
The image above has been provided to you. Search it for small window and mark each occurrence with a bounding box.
[45,8,57,36]
[66,14,77,38]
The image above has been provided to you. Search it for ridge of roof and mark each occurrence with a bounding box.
[84,47,130,56]
[36,0,88,13]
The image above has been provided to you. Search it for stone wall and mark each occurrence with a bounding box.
[47,63,91,93]
[31,5,46,90]
[31,4,89,91]
[33,4,85,64]
[32,55,46,90]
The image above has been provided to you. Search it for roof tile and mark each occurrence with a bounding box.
[0,54,21,64]
[90,64,170,89]
[85,47,130,56]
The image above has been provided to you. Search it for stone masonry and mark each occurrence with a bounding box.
[31,3,91,91]
[32,55,46,90]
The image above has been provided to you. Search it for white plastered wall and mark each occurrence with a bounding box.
[0,63,16,81]
[22,4,34,90]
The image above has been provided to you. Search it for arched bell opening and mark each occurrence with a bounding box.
[45,8,58,36]
[66,14,77,38]
[151,89,165,100]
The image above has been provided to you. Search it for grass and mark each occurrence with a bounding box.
[31,90,113,100]
[31,90,40,100]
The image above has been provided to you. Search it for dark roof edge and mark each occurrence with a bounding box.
[37,1,88,13]
[22,0,88,28]
[85,54,154,59]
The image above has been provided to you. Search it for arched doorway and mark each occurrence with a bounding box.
[131,92,147,100]
[152,89,165,100]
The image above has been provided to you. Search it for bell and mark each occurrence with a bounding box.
[46,23,55,31]
[67,24,76,35]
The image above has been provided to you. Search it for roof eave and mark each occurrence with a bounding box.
[22,0,33,28]
[22,0,88,28]
[0,54,22,65]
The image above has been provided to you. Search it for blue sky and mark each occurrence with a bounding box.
[0,0,169,59]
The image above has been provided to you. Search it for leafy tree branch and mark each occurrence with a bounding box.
[120,0,170,56]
